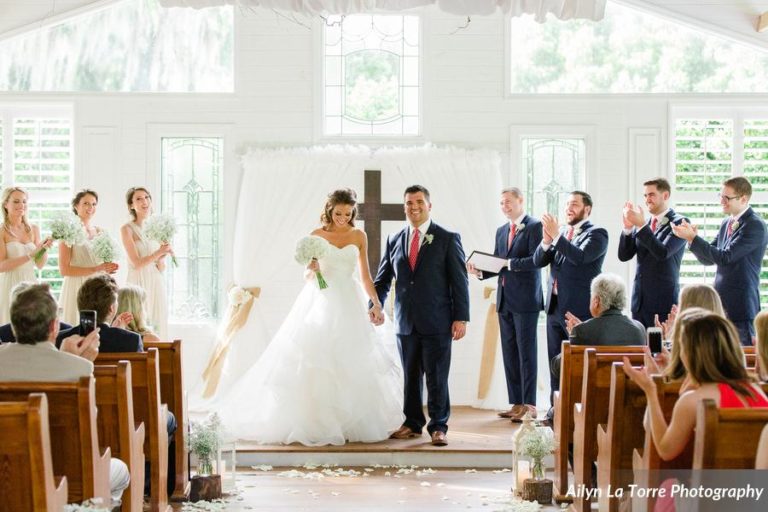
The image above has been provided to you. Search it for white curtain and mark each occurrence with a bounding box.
[159,0,607,21]
[190,144,512,410]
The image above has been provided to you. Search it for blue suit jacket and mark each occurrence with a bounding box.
[373,222,470,336]
[480,215,544,313]
[56,323,143,353]
[533,220,609,320]
[618,209,687,318]
[689,207,768,321]
[0,322,72,344]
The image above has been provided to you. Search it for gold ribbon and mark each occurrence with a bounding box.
[477,286,500,400]
[201,286,261,398]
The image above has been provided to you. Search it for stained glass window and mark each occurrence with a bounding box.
[523,137,587,219]
[161,137,222,321]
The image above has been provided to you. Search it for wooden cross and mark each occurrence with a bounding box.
[357,169,405,270]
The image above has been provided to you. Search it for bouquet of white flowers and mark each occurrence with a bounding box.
[295,236,331,289]
[91,231,121,263]
[228,286,253,307]
[34,213,86,261]
[521,427,556,480]
[143,213,178,267]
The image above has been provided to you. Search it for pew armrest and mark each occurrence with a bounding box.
[54,475,69,509]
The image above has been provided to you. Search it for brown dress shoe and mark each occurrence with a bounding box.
[431,431,448,446]
[389,425,421,440]
[510,404,537,423]
[498,404,526,419]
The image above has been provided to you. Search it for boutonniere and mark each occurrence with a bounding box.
[424,234,434,245]
[573,228,583,237]
[515,223,526,231]
[731,221,740,231]
[660,216,670,226]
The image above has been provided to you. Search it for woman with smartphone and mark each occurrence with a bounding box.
[59,189,118,325]
[120,187,171,339]
[0,187,52,323]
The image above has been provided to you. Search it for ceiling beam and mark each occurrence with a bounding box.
[758,11,768,33]
[0,1,119,43]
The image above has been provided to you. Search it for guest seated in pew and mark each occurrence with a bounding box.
[623,309,768,461]
[757,424,768,469]
[754,310,768,382]
[117,285,160,343]
[57,274,143,352]
[655,283,725,342]
[660,285,725,385]
[0,283,130,506]
[550,273,645,384]
[0,282,71,343]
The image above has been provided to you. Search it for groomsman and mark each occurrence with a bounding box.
[468,188,543,420]
[618,178,687,327]
[672,177,768,345]
[533,191,608,397]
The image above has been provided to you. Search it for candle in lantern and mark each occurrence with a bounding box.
[516,460,531,490]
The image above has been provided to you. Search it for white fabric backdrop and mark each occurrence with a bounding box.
[190,144,517,411]
[159,0,607,22]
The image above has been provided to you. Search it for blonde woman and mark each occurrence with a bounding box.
[117,285,160,343]
[59,189,118,325]
[0,187,52,323]
[120,187,171,339]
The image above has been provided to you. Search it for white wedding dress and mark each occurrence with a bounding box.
[219,244,404,446]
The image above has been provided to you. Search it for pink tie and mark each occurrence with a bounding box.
[409,229,420,271]
[727,219,735,237]
[507,223,517,250]
[651,218,658,233]
[566,226,575,241]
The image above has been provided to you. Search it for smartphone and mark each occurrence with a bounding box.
[647,326,663,356]
[79,310,97,337]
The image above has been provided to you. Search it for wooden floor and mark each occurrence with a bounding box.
[231,406,524,468]
[172,466,561,511]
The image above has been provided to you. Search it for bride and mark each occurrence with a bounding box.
[219,188,403,446]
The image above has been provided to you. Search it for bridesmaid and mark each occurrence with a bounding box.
[0,187,52,323]
[59,189,118,325]
[120,187,171,339]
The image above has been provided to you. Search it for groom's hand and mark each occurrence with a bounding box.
[452,321,467,341]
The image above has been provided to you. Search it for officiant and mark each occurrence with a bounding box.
[467,188,543,421]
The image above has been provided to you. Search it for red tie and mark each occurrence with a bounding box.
[409,229,420,271]
[566,226,575,241]
[507,223,517,250]
[727,219,735,237]
[651,218,658,233]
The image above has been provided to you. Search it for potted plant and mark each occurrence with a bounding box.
[189,413,223,502]
[519,426,556,504]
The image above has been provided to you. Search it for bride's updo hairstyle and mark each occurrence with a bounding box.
[321,188,358,228]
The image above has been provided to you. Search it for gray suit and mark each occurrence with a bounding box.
[0,341,93,381]
[551,309,645,379]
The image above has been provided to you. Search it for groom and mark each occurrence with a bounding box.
[371,185,470,446]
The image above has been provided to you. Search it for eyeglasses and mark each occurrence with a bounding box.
[718,193,743,202]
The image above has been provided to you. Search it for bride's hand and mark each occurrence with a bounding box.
[369,304,384,326]
[306,259,320,272]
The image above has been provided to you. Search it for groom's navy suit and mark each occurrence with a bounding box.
[533,220,608,397]
[373,220,469,435]
[479,215,543,407]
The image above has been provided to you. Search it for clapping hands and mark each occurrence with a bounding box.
[671,219,697,242]
[112,311,134,329]
[622,201,645,229]
[564,311,582,335]
[540,213,560,244]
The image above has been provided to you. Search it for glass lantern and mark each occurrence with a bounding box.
[216,441,237,491]
[511,411,536,495]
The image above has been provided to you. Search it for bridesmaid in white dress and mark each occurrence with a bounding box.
[120,187,172,339]
[0,187,52,323]
[59,189,119,325]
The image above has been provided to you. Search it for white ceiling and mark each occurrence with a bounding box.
[1,0,767,48]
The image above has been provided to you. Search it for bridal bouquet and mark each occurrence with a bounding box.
[34,213,86,261]
[91,231,122,263]
[295,236,330,290]
[144,213,178,267]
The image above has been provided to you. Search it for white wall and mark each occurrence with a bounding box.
[2,6,767,404]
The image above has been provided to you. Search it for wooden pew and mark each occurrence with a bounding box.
[96,349,171,512]
[553,341,645,500]
[756,423,768,469]
[144,339,190,501]
[596,362,647,512]
[571,350,644,512]
[694,397,768,469]
[94,361,146,512]
[0,377,111,505]
[0,393,68,512]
